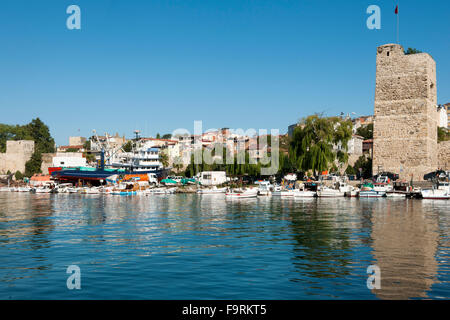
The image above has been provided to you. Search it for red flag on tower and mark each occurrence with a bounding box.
[395,5,398,14]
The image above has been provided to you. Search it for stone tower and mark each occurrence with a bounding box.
[373,44,437,180]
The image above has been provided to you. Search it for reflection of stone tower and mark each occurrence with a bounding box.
[370,201,439,299]
[373,44,437,180]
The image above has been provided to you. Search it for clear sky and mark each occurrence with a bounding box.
[1,0,449,145]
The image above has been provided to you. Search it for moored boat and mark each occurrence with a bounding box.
[271,185,295,197]
[197,186,227,194]
[225,188,258,199]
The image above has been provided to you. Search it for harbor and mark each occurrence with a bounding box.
[0,190,449,300]
[1,1,449,304]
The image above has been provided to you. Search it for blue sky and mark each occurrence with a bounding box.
[0,0,449,145]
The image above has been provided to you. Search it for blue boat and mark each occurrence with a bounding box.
[51,150,167,184]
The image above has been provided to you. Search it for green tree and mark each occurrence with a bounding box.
[83,140,91,150]
[156,133,161,139]
[355,123,373,140]
[25,152,42,177]
[122,141,133,152]
[159,150,169,167]
[345,165,356,175]
[405,47,422,55]
[289,115,352,175]
[353,156,372,179]
[438,127,450,142]
[162,133,172,139]
[15,171,24,181]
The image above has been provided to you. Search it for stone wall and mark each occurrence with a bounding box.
[438,141,450,170]
[373,44,438,181]
[69,136,86,146]
[0,140,35,174]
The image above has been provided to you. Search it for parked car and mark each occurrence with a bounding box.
[373,172,399,181]
[347,174,358,181]
[423,170,447,181]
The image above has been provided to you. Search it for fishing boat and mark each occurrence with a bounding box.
[32,186,52,193]
[421,182,450,200]
[345,187,360,197]
[386,191,407,198]
[317,186,345,197]
[293,189,316,198]
[197,186,227,194]
[257,181,273,196]
[17,186,32,192]
[359,182,386,198]
[111,190,137,196]
[271,185,295,197]
[225,188,258,199]
[421,188,450,200]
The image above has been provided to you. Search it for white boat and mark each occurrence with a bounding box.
[386,191,407,198]
[345,187,359,197]
[359,190,386,198]
[0,187,12,192]
[225,188,258,199]
[257,181,273,196]
[317,186,345,197]
[272,185,295,197]
[421,187,450,200]
[17,186,32,192]
[79,187,101,194]
[67,187,79,193]
[293,189,316,198]
[197,186,227,194]
[33,186,52,193]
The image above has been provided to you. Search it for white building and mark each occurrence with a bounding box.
[196,171,227,186]
[347,135,364,155]
[437,105,448,128]
[52,154,87,167]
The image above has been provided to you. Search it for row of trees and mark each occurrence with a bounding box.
[0,118,55,177]
[181,115,369,178]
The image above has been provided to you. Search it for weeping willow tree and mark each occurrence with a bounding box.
[289,115,352,175]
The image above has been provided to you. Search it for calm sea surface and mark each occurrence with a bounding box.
[0,192,448,300]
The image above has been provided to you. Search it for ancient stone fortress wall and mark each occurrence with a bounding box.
[438,141,450,170]
[0,140,35,174]
[373,44,438,181]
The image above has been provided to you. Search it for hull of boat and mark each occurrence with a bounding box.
[226,190,258,198]
[421,189,450,200]
[52,168,165,181]
[197,188,227,194]
[293,191,316,198]
[359,191,386,198]
[317,191,345,197]
[386,192,406,198]
[272,191,295,197]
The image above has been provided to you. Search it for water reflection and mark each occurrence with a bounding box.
[0,193,448,299]
[370,199,440,299]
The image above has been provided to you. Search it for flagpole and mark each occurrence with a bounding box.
[397,4,400,44]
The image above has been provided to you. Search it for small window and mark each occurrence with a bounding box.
[387,52,390,56]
